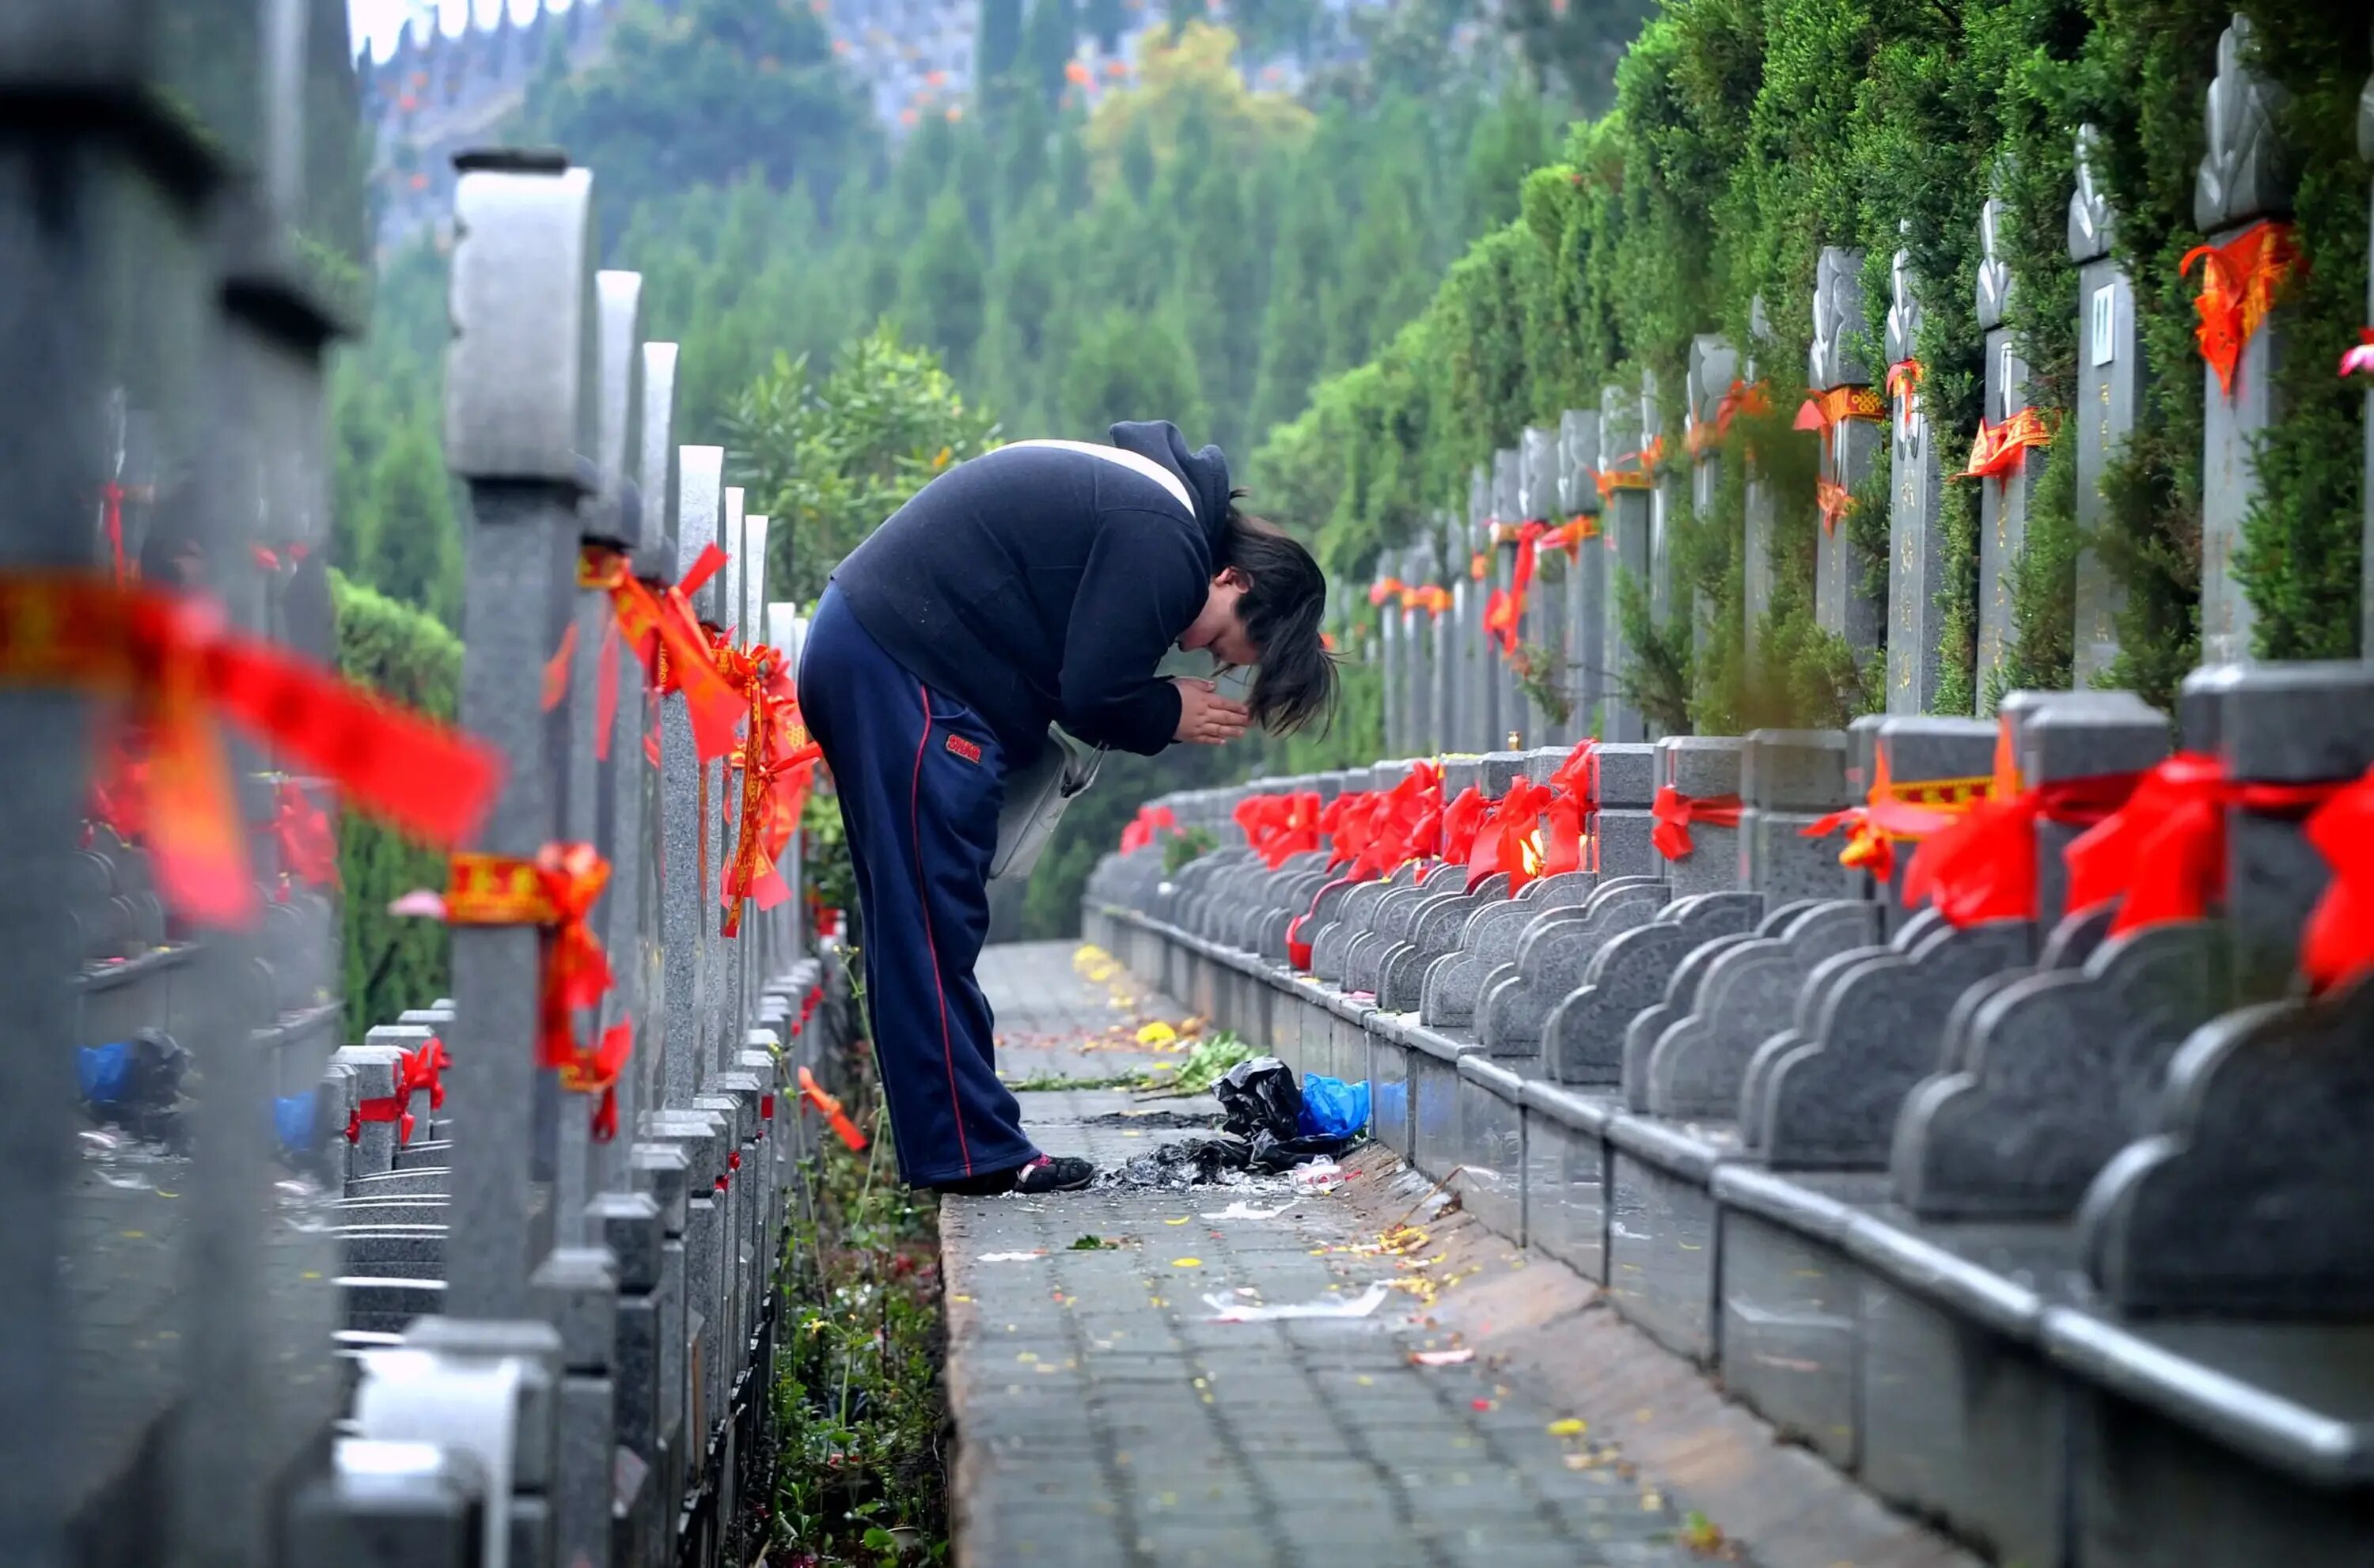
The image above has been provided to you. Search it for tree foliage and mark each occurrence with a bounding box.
[726,324,1003,606]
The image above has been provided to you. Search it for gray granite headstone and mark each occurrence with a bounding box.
[1644,900,1883,1119]
[1657,737,1745,897]
[1688,334,1739,658]
[1973,192,2049,706]
[2195,14,2292,664]
[442,157,596,1320]
[1559,410,1606,737]
[1742,295,1777,662]
[1598,383,1651,743]
[1809,246,1882,660]
[1539,880,1674,1083]
[1895,922,2229,1218]
[2069,126,2140,688]
[2080,971,2374,1314]
[1884,238,1947,713]
[1754,915,2033,1168]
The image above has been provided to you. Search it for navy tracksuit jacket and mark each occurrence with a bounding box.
[798,422,1234,1184]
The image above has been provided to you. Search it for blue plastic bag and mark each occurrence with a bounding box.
[78,1042,133,1106]
[1297,1074,1371,1140]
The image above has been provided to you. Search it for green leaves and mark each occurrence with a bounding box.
[726,324,1002,608]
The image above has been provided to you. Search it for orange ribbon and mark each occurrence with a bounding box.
[2303,766,2374,991]
[0,571,499,927]
[1468,552,1488,582]
[1716,378,1770,436]
[1794,384,1885,434]
[1367,578,1406,608]
[2181,219,2301,399]
[579,544,745,764]
[721,641,822,936]
[1651,787,1743,861]
[1886,358,1923,430]
[1542,517,1598,556]
[799,1064,868,1150]
[445,843,614,1078]
[1961,405,2054,483]
[1816,477,1856,535]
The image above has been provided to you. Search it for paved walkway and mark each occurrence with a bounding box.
[946,942,1724,1568]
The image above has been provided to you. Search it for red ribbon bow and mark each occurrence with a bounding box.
[1439,786,1489,865]
[1961,406,2054,483]
[1468,778,1557,895]
[1651,786,1743,861]
[270,778,339,893]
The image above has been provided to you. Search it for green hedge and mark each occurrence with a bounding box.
[332,570,463,1036]
[1255,0,2368,718]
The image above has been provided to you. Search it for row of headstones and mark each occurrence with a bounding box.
[1375,13,2374,760]
[291,152,852,1568]
[0,7,409,1566]
[1086,661,2374,1566]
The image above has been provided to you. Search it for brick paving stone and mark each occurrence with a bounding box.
[946,942,1725,1568]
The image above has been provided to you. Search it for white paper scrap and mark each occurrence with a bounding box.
[1204,1282,1390,1323]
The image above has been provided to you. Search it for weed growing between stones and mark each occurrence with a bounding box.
[771,1087,951,1567]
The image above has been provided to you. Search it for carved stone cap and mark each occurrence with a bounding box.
[2068,123,2115,263]
[1598,384,1643,462]
[1746,294,1772,381]
[1558,410,1602,517]
[1885,248,1922,364]
[2194,14,2291,233]
[1520,427,1559,521]
[1807,248,1871,390]
[1492,449,1522,526]
[1687,335,1739,430]
[1975,199,2012,331]
[1469,465,1492,534]
[445,161,600,484]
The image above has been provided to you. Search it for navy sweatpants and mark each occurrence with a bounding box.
[797,585,1035,1185]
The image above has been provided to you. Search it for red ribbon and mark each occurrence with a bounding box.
[2,572,499,928]
[1903,771,2141,928]
[1485,521,1551,657]
[1119,803,1178,854]
[2062,752,2342,936]
[270,778,339,892]
[2303,767,2374,991]
[1439,786,1488,865]
[101,482,127,585]
[2182,220,2301,399]
[1235,791,1322,869]
[2340,326,2374,379]
[1794,384,1883,435]
[1961,406,2054,483]
[1816,477,1856,535]
[1651,787,1742,861]
[1468,778,1555,894]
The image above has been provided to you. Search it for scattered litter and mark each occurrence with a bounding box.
[1164,1216,1191,1225]
[1410,1348,1474,1366]
[1170,1257,1203,1268]
[1201,1199,1294,1221]
[1471,1397,1495,1411]
[1214,1056,1301,1141]
[1204,1282,1390,1323]
[1135,1021,1178,1046]
[1068,1234,1124,1251]
[1290,1158,1344,1189]
[1548,1418,1587,1437]
[978,1251,1047,1263]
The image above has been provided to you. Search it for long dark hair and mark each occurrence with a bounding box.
[1221,495,1337,734]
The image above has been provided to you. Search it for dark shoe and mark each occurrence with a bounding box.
[1011,1153,1096,1193]
[930,1153,1096,1196]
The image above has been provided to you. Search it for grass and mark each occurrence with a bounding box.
[771,1083,952,1567]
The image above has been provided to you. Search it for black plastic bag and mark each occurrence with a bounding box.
[1247,1130,1360,1172]
[1213,1055,1302,1142]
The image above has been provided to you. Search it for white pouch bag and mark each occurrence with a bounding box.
[987,441,1199,884]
